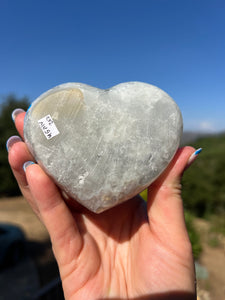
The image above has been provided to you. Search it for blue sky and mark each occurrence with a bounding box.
[1,0,225,132]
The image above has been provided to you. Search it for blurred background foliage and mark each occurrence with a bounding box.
[1,95,225,260]
[0,95,30,196]
[182,135,225,218]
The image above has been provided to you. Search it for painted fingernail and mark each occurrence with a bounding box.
[6,135,22,152]
[12,108,25,122]
[23,161,35,172]
[186,148,202,168]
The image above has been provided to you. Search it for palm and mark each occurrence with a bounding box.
[8,112,196,300]
[58,197,148,299]
[55,195,193,299]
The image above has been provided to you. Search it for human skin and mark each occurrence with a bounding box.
[7,111,196,300]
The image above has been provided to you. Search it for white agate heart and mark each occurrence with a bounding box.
[24,82,183,213]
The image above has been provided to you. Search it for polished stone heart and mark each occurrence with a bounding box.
[24,82,183,213]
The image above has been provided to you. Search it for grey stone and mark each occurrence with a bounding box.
[24,82,183,213]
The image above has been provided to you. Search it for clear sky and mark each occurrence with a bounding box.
[1,0,225,132]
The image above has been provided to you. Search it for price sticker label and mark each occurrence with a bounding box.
[38,114,59,140]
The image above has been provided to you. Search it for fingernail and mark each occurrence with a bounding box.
[186,148,202,169]
[23,161,35,172]
[12,108,25,122]
[6,135,22,152]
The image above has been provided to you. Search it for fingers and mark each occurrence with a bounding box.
[7,135,40,215]
[147,146,197,241]
[8,108,35,204]
[7,136,34,186]
[8,109,83,264]
[12,108,26,139]
[24,163,83,263]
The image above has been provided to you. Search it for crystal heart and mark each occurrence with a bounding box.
[24,82,183,213]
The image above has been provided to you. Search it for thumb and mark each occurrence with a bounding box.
[147,147,197,242]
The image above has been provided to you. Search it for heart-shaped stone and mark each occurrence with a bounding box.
[24,82,183,213]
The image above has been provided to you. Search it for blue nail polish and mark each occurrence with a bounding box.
[23,161,35,172]
[186,148,203,169]
[27,103,32,113]
[11,108,25,122]
[6,136,22,152]
[194,148,202,155]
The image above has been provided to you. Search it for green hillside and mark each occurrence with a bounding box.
[182,133,225,218]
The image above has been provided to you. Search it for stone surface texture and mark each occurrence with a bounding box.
[24,82,183,213]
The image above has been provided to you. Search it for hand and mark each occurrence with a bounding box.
[7,110,196,300]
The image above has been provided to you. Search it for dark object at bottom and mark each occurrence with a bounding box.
[0,223,26,269]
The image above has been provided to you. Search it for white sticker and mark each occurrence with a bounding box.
[38,114,60,140]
